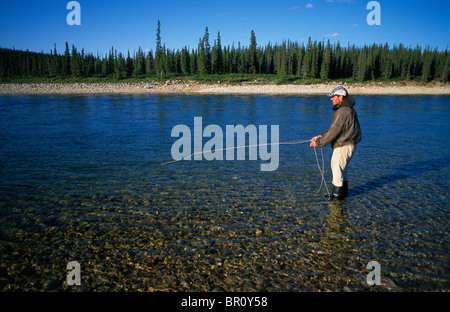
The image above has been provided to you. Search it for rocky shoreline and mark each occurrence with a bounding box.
[1,81,449,95]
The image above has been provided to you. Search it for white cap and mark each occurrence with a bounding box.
[328,86,348,97]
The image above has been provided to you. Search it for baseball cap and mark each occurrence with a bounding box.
[328,86,348,97]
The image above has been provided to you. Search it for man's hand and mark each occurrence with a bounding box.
[310,135,322,147]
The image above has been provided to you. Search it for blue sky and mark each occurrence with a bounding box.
[0,0,449,56]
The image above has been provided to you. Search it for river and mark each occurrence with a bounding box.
[0,94,448,291]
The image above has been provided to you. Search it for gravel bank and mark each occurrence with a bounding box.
[1,81,449,95]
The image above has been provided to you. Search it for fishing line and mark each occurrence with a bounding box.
[160,139,312,166]
[160,139,330,198]
[314,146,331,199]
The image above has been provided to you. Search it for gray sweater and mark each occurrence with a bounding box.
[316,95,362,149]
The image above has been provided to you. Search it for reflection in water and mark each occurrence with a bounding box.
[318,201,355,289]
[325,201,347,241]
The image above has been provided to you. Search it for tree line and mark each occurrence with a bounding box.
[1,20,449,82]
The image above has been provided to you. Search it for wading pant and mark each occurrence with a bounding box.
[331,144,356,187]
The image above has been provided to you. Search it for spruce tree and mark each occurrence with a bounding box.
[248,30,257,74]
[214,32,223,74]
[85,53,94,77]
[62,42,71,76]
[146,50,155,75]
[114,52,126,80]
[421,47,433,82]
[79,48,86,77]
[229,43,237,73]
[133,47,145,76]
[302,37,312,77]
[49,44,58,77]
[180,46,190,74]
[440,52,449,82]
[198,38,207,74]
[237,42,246,74]
[156,20,164,76]
[275,42,286,76]
[296,43,304,76]
[357,46,368,81]
[320,40,331,80]
[126,50,133,77]
[31,56,39,77]
[310,40,319,78]
[71,45,81,77]
[190,48,197,74]
[204,27,211,74]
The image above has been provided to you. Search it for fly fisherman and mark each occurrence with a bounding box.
[310,86,362,200]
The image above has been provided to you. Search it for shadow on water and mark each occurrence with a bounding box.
[350,155,450,197]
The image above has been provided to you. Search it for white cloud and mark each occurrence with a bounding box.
[288,5,300,10]
[324,32,340,37]
[306,3,314,8]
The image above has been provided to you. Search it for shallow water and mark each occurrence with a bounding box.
[0,94,448,292]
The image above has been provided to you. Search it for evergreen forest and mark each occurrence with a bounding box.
[1,20,449,83]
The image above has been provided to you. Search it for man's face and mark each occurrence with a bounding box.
[331,95,344,105]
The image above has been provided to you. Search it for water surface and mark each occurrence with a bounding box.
[0,94,448,291]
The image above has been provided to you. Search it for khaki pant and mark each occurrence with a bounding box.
[331,144,356,187]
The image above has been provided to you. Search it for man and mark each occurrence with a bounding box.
[310,86,362,200]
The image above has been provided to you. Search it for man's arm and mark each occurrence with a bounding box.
[315,122,343,147]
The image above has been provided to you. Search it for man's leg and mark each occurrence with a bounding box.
[331,144,355,199]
